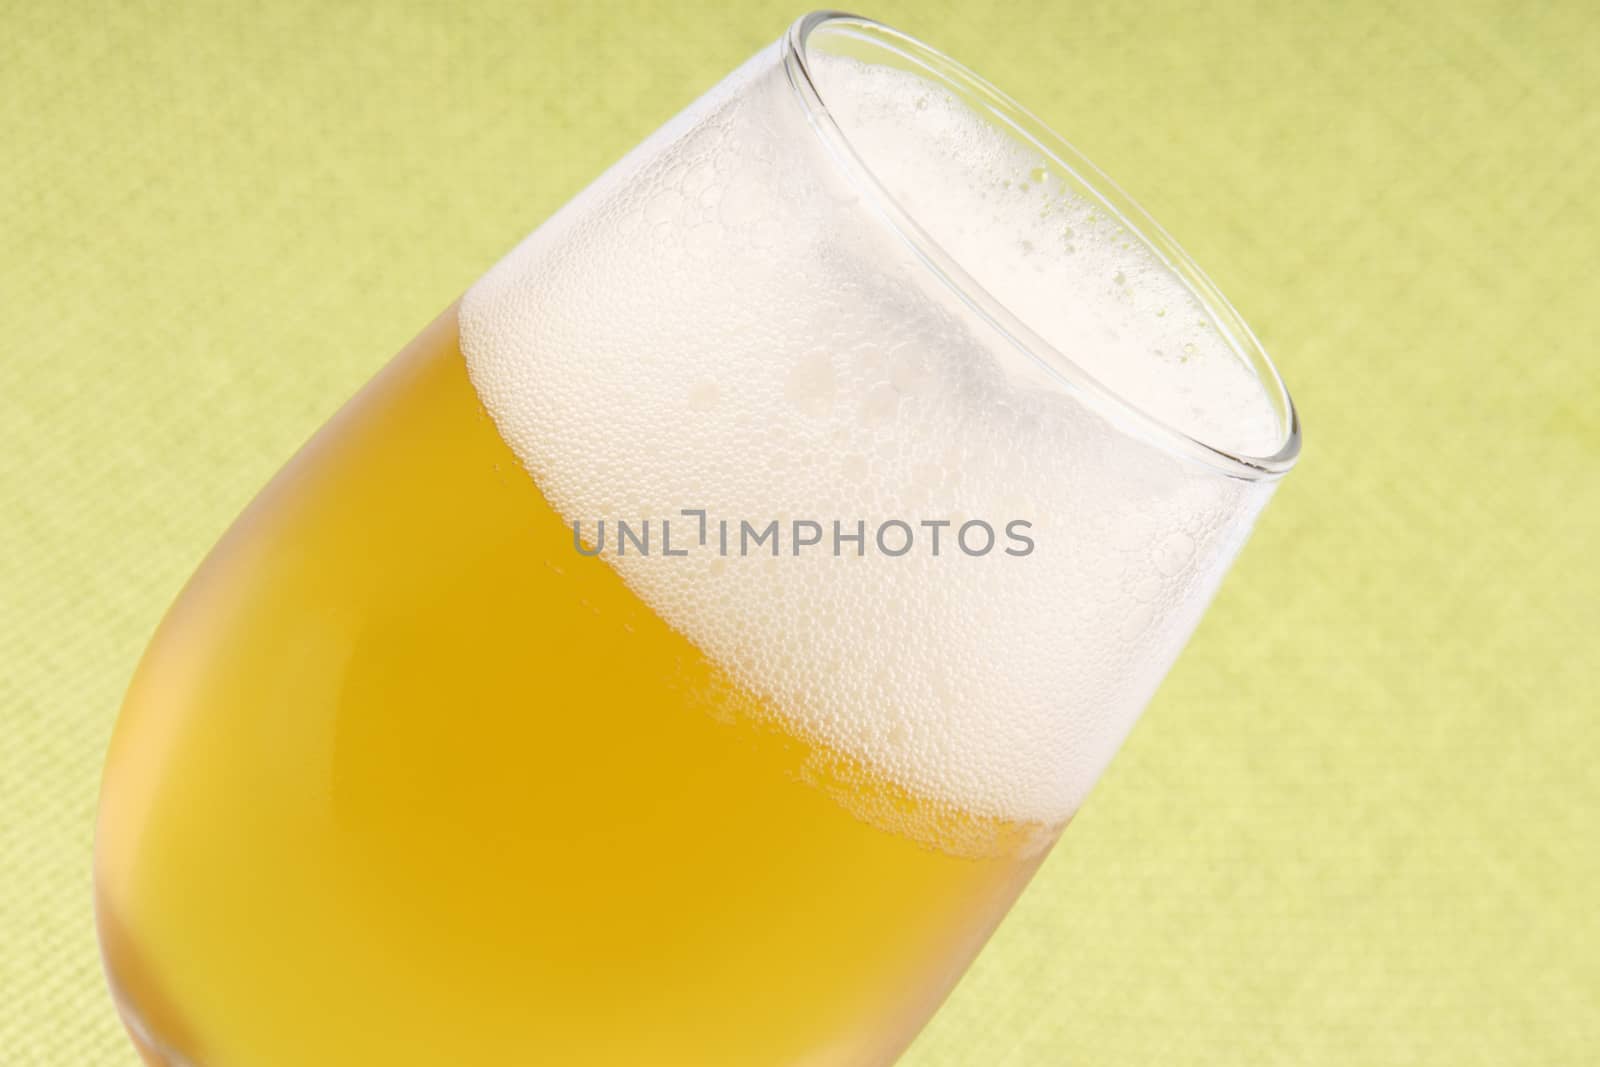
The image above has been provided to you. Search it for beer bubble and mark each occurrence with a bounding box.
[859,383,900,425]
[643,188,684,224]
[687,382,720,411]
[1154,531,1196,576]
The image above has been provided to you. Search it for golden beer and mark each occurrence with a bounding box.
[96,14,1296,1067]
[96,306,1057,1067]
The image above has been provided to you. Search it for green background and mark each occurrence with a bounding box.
[3,1,1596,1062]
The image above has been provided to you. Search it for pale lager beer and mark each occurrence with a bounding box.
[97,14,1297,1067]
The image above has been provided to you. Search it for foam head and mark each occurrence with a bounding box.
[461,21,1290,849]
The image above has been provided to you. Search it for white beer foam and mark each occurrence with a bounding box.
[812,55,1284,458]
[462,46,1282,835]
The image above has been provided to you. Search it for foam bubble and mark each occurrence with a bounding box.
[461,44,1282,838]
[811,54,1285,458]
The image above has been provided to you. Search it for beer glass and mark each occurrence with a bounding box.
[96,12,1299,1066]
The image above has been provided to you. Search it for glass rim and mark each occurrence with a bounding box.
[782,11,1301,480]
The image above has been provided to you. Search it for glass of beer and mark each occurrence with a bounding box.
[96,12,1299,1067]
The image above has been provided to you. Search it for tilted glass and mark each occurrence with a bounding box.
[97,12,1298,1067]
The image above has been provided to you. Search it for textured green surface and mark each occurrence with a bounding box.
[3,1,1597,1063]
